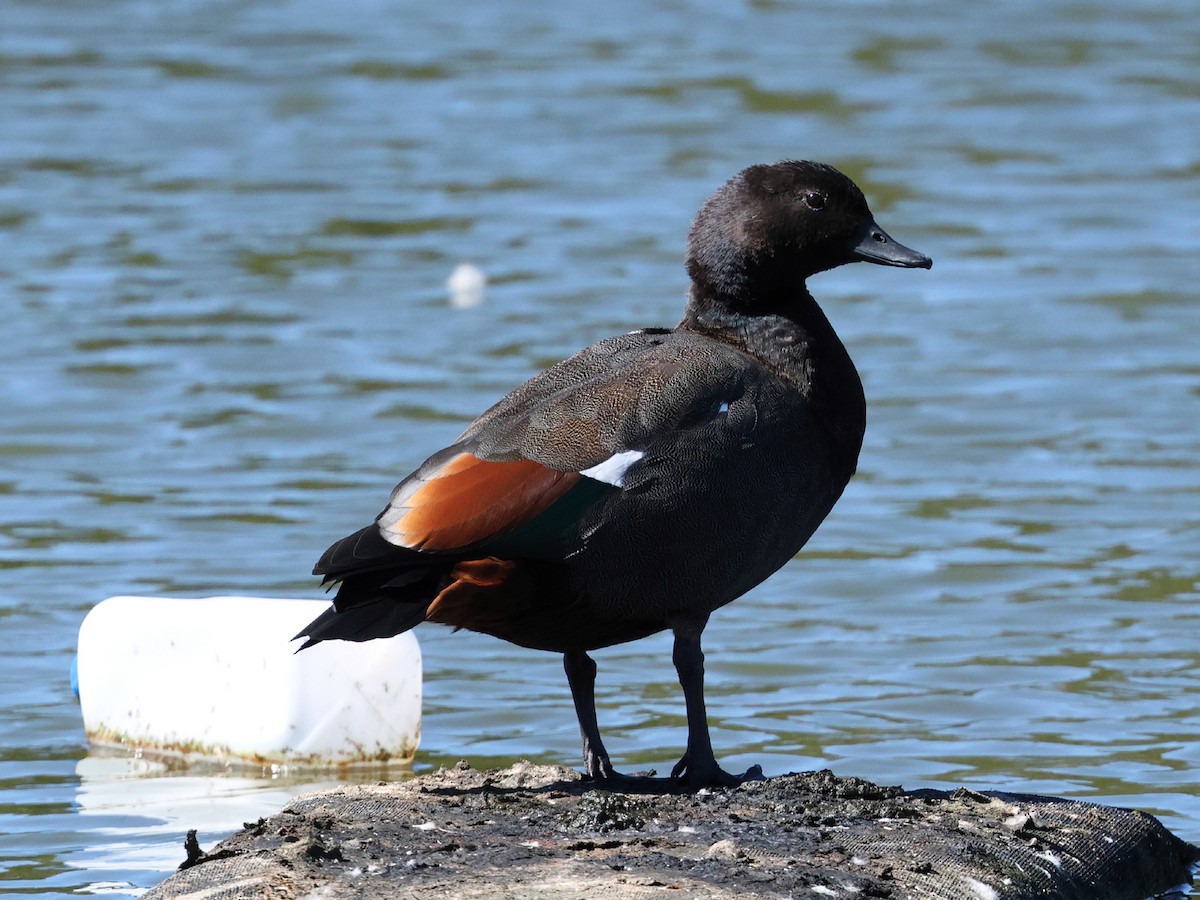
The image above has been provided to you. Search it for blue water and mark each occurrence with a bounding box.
[2,0,1198,894]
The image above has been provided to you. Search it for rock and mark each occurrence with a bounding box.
[144,761,1197,900]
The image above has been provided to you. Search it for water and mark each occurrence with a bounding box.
[2,0,1198,894]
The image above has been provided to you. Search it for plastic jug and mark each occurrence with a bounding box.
[76,595,421,768]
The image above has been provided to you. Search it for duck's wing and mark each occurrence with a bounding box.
[315,328,756,575]
[302,329,766,649]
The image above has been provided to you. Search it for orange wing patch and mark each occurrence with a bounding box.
[386,453,581,551]
[425,557,591,652]
[426,557,520,631]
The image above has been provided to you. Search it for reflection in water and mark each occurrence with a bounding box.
[1,0,1198,895]
[70,755,353,894]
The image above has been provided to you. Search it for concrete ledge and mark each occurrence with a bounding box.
[146,761,1197,899]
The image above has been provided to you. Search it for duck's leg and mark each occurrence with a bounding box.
[564,649,616,780]
[669,623,759,788]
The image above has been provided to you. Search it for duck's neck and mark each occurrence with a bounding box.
[681,283,866,467]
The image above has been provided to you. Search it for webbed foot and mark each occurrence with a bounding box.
[669,753,764,789]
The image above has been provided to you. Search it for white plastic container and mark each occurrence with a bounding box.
[76,596,421,769]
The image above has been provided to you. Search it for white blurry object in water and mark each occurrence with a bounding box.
[446,262,486,307]
[76,596,421,767]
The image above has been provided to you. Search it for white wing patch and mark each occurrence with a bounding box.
[579,449,645,488]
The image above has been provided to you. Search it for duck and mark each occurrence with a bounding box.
[296,160,931,788]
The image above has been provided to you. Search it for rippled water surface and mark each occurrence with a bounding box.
[2,0,1198,894]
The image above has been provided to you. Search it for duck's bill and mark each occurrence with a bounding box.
[852,220,932,269]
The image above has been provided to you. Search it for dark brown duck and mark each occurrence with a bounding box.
[297,160,931,788]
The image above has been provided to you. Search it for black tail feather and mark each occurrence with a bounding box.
[300,523,456,650]
[313,523,423,580]
[294,593,432,650]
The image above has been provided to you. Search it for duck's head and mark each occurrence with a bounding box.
[686,160,931,308]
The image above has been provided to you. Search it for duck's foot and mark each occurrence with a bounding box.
[581,757,762,792]
[585,768,665,790]
[669,753,764,789]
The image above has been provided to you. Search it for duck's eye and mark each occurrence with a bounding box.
[801,190,826,211]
